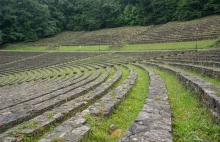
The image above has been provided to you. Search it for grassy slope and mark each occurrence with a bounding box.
[2,15,219,51]
[122,40,216,51]
[148,66,220,141]
[3,39,218,51]
[2,45,48,51]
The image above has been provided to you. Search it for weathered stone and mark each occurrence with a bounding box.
[109,124,117,134]
[87,65,137,116]
[120,64,172,142]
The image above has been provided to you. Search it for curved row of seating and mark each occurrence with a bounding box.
[120,63,172,142]
[0,50,219,142]
[141,61,220,124]
[0,64,121,141]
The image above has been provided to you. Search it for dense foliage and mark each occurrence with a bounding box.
[0,0,219,44]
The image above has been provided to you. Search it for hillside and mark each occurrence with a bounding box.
[1,0,219,44]
[21,16,220,48]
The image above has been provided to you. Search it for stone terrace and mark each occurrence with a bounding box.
[14,15,220,48]
[0,50,219,142]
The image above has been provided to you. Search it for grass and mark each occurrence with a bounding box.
[148,66,220,141]
[17,120,39,130]
[2,45,47,51]
[82,65,149,142]
[2,39,218,51]
[122,40,216,51]
[59,45,109,51]
[47,112,53,119]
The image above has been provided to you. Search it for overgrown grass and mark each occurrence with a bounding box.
[82,65,149,142]
[122,40,216,51]
[148,66,220,141]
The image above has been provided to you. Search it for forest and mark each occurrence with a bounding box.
[0,0,219,44]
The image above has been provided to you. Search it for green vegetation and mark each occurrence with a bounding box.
[47,112,53,119]
[82,65,149,142]
[122,40,216,51]
[59,45,110,51]
[2,45,48,51]
[1,0,219,44]
[148,66,220,141]
[51,136,62,142]
[3,39,217,51]
[17,120,39,130]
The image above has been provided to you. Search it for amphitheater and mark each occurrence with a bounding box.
[0,16,220,142]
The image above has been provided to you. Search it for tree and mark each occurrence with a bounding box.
[0,0,218,44]
[123,5,138,26]
[100,0,122,28]
[135,0,154,25]
[0,30,3,44]
[67,0,102,31]
[203,0,220,16]
[175,0,202,21]
[149,0,178,24]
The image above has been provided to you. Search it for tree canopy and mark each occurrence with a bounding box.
[0,0,219,44]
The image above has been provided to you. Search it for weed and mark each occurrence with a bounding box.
[51,136,64,142]
[47,112,53,119]
[154,97,161,101]
[27,120,39,128]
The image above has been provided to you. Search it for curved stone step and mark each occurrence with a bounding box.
[87,65,137,116]
[16,71,31,84]
[25,70,36,82]
[157,59,220,68]
[0,70,108,140]
[34,69,44,81]
[39,68,51,80]
[0,69,103,132]
[36,66,123,142]
[141,62,220,124]
[0,71,92,111]
[120,64,172,142]
[38,115,90,142]
[2,73,20,86]
[0,66,120,141]
[46,67,57,80]
[0,67,82,98]
[0,75,7,84]
[22,65,84,93]
[0,73,17,86]
[167,57,220,62]
[153,61,220,81]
